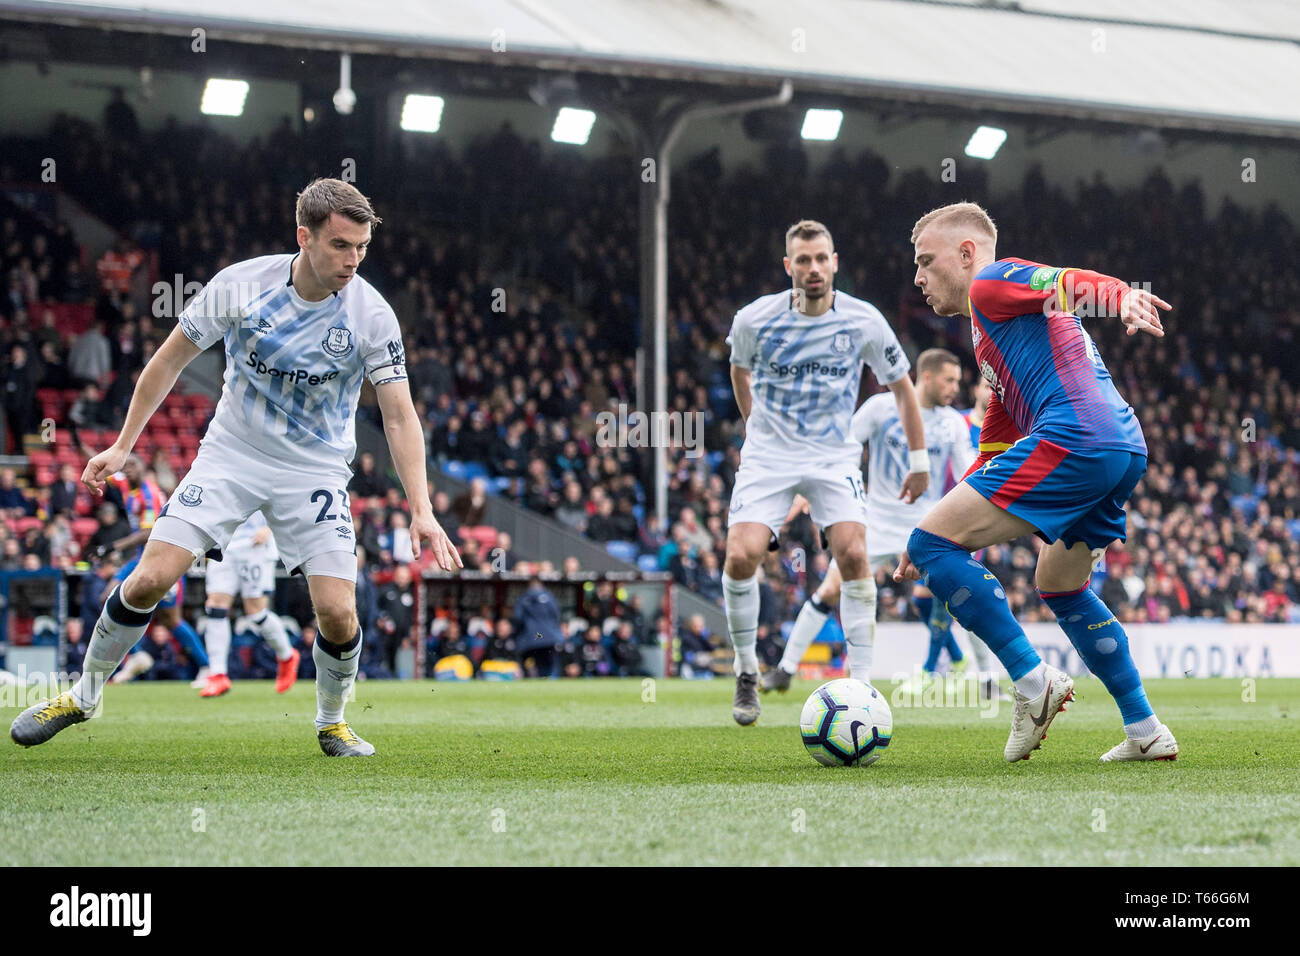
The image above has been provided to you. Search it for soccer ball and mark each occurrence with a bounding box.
[800,678,893,767]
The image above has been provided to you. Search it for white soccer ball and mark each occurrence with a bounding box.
[800,678,893,767]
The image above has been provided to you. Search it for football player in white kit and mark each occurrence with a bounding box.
[724,220,928,725]
[12,179,462,756]
[199,511,300,698]
[763,349,1005,697]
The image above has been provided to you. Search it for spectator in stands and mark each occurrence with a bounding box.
[0,468,33,517]
[69,382,115,430]
[349,451,388,498]
[377,563,416,671]
[610,621,644,677]
[139,629,185,681]
[482,618,517,669]
[676,614,716,678]
[3,344,40,445]
[585,497,621,543]
[695,550,724,605]
[452,477,489,527]
[79,554,120,636]
[578,624,610,677]
[67,319,112,386]
[64,618,87,675]
[384,512,416,564]
[95,237,143,299]
[86,501,131,555]
[553,479,588,534]
[491,530,515,571]
[148,448,177,496]
[49,463,81,516]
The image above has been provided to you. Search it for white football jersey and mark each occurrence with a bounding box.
[852,394,975,553]
[178,253,407,473]
[727,290,909,465]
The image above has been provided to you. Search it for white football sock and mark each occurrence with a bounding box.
[249,609,293,660]
[204,609,232,676]
[1014,662,1047,699]
[313,629,362,729]
[722,572,759,675]
[1125,715,1161,739]
[72,586,157,709]
[839,577,877,682]
[779,595,830,674]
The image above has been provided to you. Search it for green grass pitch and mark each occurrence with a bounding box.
[2,677,1297,865]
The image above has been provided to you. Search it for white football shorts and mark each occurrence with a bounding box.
[155,440,357,578]
[727,454,867,534]
[205,541,279,600]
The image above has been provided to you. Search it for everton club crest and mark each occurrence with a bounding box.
[322,327,354,358]
[831,331,853,354]
[179,485,203,507]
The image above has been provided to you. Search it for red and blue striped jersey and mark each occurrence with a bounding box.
[967,259,1146,455]
[110,476,165,534]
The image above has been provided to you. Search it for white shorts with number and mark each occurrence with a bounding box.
[161,441,356,576]
[205,541,279,600]
[727,454,867,534]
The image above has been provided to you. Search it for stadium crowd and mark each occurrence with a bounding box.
[0,108,1297,682]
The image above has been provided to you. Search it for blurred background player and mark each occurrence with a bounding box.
[765,348,1004,698]
[94,453,211,686]
[199,510,300,697]
[900,201,1177,763]
[724,219,927,725]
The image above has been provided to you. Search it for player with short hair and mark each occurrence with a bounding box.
[724,219,928,725]
[12,178,462,756]
[198,511,300,698]
[897,201,1177,762]
[763,348,1001,695]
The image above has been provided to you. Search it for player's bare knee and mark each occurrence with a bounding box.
[206,593,234,611]
[819,580,842,605]
[723,543,762,580]
[315,605,358,643]
[122,570,176,608]
[834,545,868,581]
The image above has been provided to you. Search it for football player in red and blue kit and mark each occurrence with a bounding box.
[897,202,1178,763]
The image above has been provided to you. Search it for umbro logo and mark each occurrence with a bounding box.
[255,318,272,333]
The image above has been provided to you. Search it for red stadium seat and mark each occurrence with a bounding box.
[14,516,43,534]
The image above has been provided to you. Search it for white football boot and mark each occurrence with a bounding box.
[1005,664,1074,762]
[1100,723,1178,762]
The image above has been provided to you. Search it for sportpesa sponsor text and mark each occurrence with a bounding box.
[767,359,852,377]
[246,350,341,385]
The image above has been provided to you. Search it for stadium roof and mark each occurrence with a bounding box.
[6,0,1300,137]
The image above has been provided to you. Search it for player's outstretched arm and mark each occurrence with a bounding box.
[82,325,201,496]
[886,374,929,504]
[375,381,462,571]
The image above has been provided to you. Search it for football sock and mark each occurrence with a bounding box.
[722,572,760,675]
[839,577,877,682]
[1040,585,1155,732]
[778,593,832,674]
[72,586,156,709]
[249,609,293,660]
[171,618,209,670]
[204,607,231,676]
[314,628,362,730]
[906,529,1042,688]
